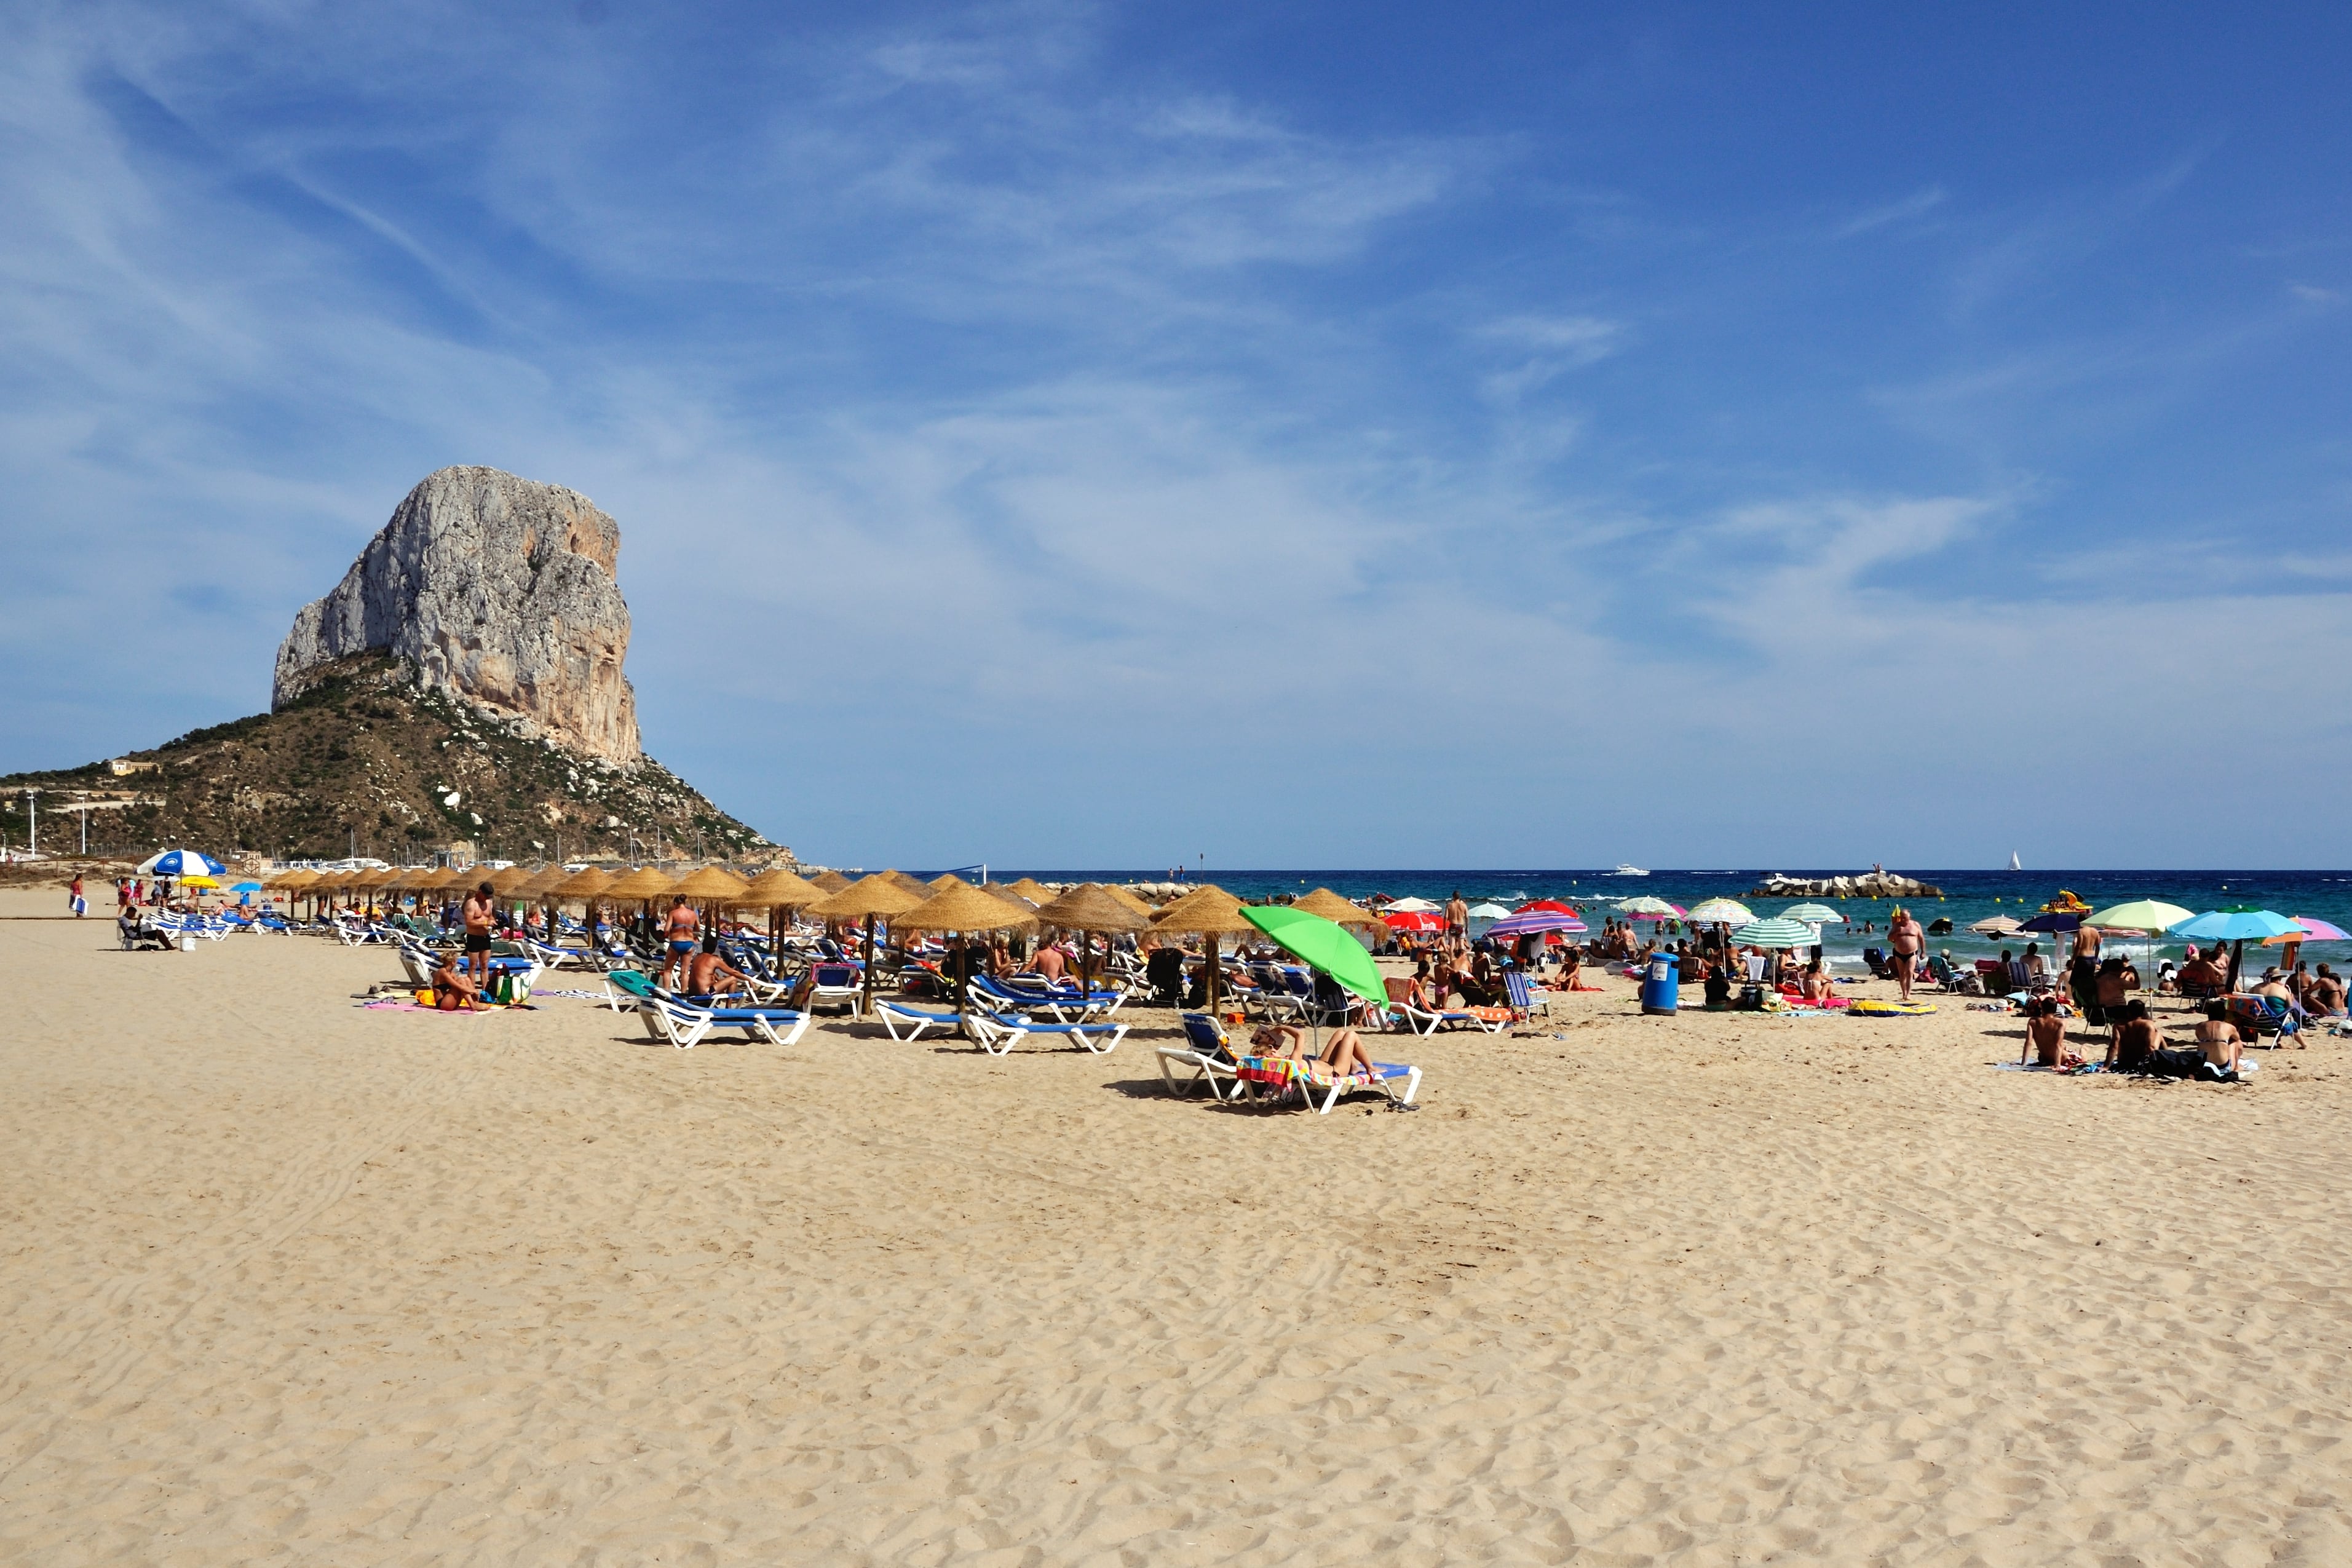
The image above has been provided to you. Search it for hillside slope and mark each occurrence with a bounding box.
[0,654,783,866]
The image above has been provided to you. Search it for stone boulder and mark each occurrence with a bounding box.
[1748,871,1944,899]
[273,467,643,766]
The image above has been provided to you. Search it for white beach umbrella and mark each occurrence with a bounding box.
[1384,896,1443,913]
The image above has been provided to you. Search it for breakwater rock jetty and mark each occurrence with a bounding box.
[1748,871,1944,899]
[274,467,641,766]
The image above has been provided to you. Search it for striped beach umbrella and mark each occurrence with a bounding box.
[1731,917,1816,949]
[1486,909,1590,938]
[1780,902,1843,924]
[1687,898,1756,925]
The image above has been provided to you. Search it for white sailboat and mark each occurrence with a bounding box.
[2007,850,2021,871]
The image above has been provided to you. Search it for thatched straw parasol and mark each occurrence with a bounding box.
[884,870,931,894]
[1103,884,1157,919]
[808,873,925,1016]
[1149,884,1260,1011]
[1293,887,1385,929]
[603,866,678,901]
[893,875,1039,1010]
[983,882,1038,911]
[810,869,853,893]
[487,865,537,897]
[549,866,614,901]
[1034,883,1148,1001]
[1006,877,1053,903]
[738,867,824,970]
[671,865,750,902]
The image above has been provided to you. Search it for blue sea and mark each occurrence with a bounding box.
[993,869,2352,970]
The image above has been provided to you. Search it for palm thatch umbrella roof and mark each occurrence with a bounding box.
[738,867,824,908]
[982,882,1039,912]
[807,873,922,923]
[604,866,679,901]
[671,866,751,901]
[893,875,1039,933]
[270,868,319,890]
[810,869,852,893]
[884,870,932,894]
[1103,884,1157,919]
[1147,884,1259,934]
[549,866,616,900]
[1006,877,1054,902]
[486,865,537,895]
[514,866,569,898]
[1293,887,1385,928]
[1034,882,1149,934]
[415,867,465,892]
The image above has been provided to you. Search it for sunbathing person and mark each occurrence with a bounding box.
[2176,953,2227,994]
[430,953,487,1012]
[687,937,750,1000]
[2023,997,2085,1069]
[2106,1000,2160,1072]
[1798,960,1834,1002]
[2193,1000,2244,1075]
[1249,1021,1379,1079]
[1031,943,1068,984]
[2310,964,2347,1016]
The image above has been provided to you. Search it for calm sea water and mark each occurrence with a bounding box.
[996,869,2352,970]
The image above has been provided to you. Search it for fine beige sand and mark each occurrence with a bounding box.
[5,889,2350,1566]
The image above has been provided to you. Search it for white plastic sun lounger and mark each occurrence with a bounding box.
[635,992,812,1051]
[965,1010,1128,1056]
[876,1000,963,1042]
[1157,1012,1245,1100]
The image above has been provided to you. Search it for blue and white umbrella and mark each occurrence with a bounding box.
[137,849,225,877]
[2167,909,2300,943]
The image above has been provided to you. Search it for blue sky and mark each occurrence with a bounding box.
[4,2,2348,868]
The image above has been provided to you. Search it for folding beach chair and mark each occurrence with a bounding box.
[1157,1012,1246,1099]
[1503,970,1553,1021]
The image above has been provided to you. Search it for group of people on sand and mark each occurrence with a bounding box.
[2022,995,2253,1081]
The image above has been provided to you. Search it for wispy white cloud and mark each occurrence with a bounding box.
[1833,184,1946,239]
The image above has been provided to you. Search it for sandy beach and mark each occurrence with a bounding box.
[5,890,2350,1566]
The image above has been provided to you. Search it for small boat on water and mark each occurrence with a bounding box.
[1610,863,1650,877]
[2008,850,2021,871]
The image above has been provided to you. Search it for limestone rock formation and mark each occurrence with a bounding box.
[1748,871,1946,899]
[274,467,643,766]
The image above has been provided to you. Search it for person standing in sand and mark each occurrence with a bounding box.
[1446,891,1468,943]
[461,880,497,989]
[69,873,86,919]
[660,894,700,990]
[1888,906,1923,1000]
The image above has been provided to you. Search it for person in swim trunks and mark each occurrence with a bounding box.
[461,881,497,988]
[687,934,750,1000]
[1888,906,1924,1001]
[2106,1000,2161,1072]
[662,895,701,989]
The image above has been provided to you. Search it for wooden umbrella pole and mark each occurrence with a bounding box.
[861,915,877,1016]
[1206,933,1219,1015]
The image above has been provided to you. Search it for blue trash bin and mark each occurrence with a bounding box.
[1640,952,1679,1015]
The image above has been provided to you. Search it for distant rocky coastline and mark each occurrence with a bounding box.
[1746,871,1944,899]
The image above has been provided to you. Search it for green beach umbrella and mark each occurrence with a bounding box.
[2085,900,2195,933]
[1731,917,1817,949]
[1238,905,1387,1006]
[1780,902,1843,924]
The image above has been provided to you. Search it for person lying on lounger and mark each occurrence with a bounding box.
[1249,1022,1379,1079]
[430,953,486,1011]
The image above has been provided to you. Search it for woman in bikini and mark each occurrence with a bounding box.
[1249,1021,1379,1079]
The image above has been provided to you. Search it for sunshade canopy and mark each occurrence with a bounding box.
[1147,885,1260,935]
[2083,900,2196,933]
[1780,902,1843,924]
[1485,909,1588,938]
[1032,882,1149,933]
[137,849,225,877]
[1617,896,1680,917]
[809,873,923,922]
[1006,877,1054,902]
[270,869,319,890]
[2019,911,2082,933]
[549,866,616,900]
[671,866,751,900]
[1732,917,1816,949]
[1969,915,2024,936]
[486,866,537,895]
[893,876,1039,933]
[1293,887,1385,928]
[2168,908,2300,942]
[604,866,679,901]
[738,868,824,908]
[2269,916,2350,944]
[1103,884,1158,918]
[1686,898,1756,925]
[1382,896,1442,913]
[1465,902,1513,919]
[1239,906,1387,1006]
[810,869,853,893]
[1382,910,1445,932]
